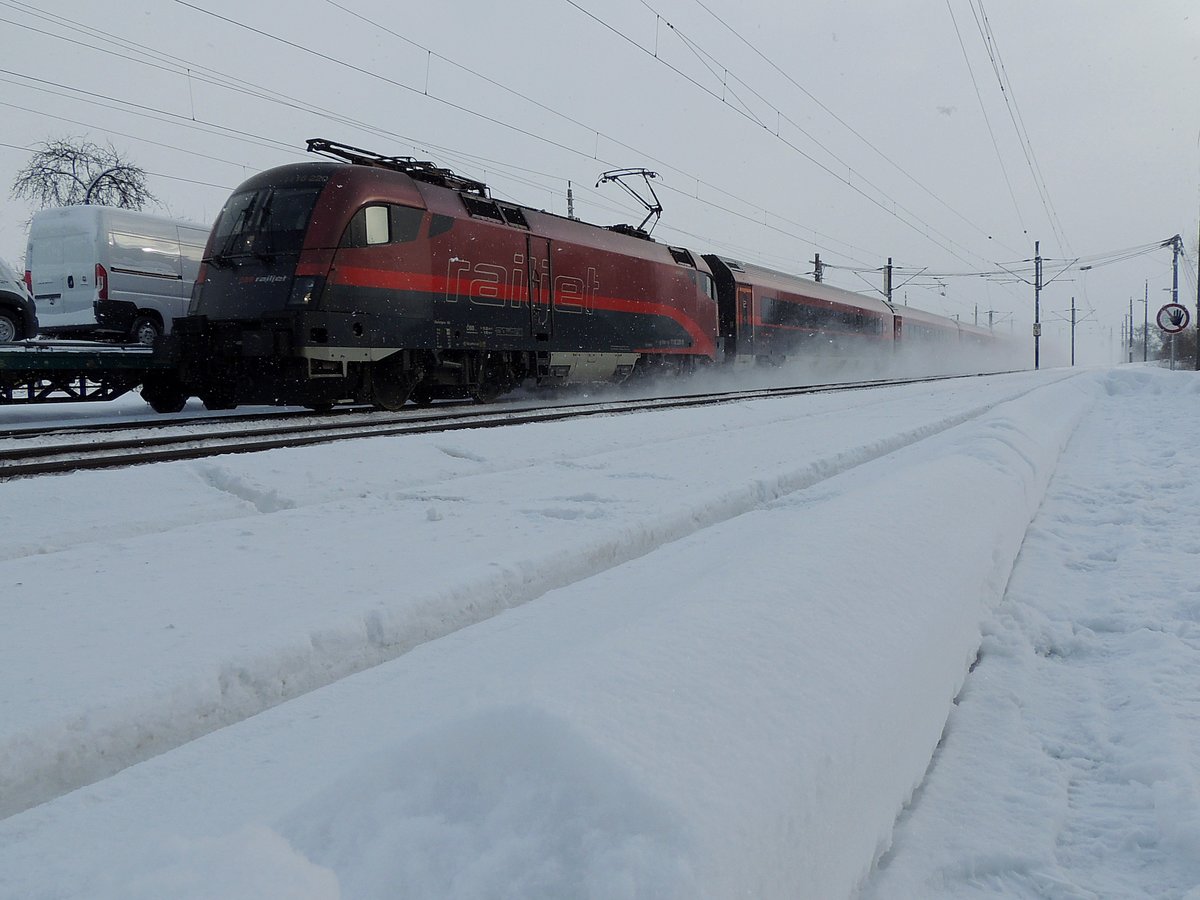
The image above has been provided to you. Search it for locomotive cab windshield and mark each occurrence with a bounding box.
[192,173,329,320]
[211,182,326,262]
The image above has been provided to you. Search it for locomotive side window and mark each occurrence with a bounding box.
[365,206,389,245]
[390,206,424,243]
[341,207,379,247]
[765,297,879,333]
[342,204,424,248]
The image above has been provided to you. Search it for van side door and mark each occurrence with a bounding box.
[32,232,92,324]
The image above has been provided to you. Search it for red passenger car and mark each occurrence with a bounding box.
[703,256,895,366]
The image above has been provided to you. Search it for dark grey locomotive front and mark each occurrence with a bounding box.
[169,165,340,410]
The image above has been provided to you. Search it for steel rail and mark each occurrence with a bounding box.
[0,373,1005,480]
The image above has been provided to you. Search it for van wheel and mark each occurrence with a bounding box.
[0,311,19,343]
[131,316,161,346]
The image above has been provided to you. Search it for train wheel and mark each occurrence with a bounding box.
[473,381,503,404]
[472,355,512,403]
[370,357,414,411]
[141,375,188,414]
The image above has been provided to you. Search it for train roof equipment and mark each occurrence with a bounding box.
[305,138,490,197]
[595,168,663,240]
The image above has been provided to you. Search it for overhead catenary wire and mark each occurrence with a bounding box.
[3,0,893,276]
[5,0,1162,331]
[968,0,1071,255]
[2,59,885,277]
[564,0,1016,273]
[944,0,1028,239]
[685,0,1027,259]
[819,239,1176,298]
[4,0,1019,311]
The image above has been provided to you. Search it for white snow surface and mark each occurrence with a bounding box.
[1,366,1198,899]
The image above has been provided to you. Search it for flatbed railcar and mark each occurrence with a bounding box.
[0,341,171,405]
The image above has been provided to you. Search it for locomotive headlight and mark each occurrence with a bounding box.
[287,276,321,307]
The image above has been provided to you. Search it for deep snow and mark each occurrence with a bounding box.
[0,366,1197,899]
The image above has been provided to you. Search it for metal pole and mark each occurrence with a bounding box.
[1071,296,1076,366]
[1143,281,1148,362]
[1172,235,1181,305]
[1129,296,1134,363]
[1034,241,1041,369]
[1169,234,1182,370]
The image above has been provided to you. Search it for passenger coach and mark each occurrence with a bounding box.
[704,255,895,365]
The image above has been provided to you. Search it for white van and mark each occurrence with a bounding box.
[26,205,209,344]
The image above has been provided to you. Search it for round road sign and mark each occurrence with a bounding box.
[1156,303,1191,334]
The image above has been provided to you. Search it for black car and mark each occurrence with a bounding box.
[0,259,38,342]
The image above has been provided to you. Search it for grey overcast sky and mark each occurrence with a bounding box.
[2,0,1198,364]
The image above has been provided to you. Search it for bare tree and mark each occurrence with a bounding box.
[10,136,155,210]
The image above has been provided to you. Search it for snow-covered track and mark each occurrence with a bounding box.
[0,372,1005,480]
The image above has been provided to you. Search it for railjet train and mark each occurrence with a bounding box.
[145,139,999,413]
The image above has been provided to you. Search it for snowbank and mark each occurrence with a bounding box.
[0,373,1100,898]
[0,374,1063,818]
[862,369,1200,898]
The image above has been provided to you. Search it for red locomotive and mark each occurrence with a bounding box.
[150,139,999,413]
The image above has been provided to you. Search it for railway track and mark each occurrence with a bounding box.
[0,373,995,479]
